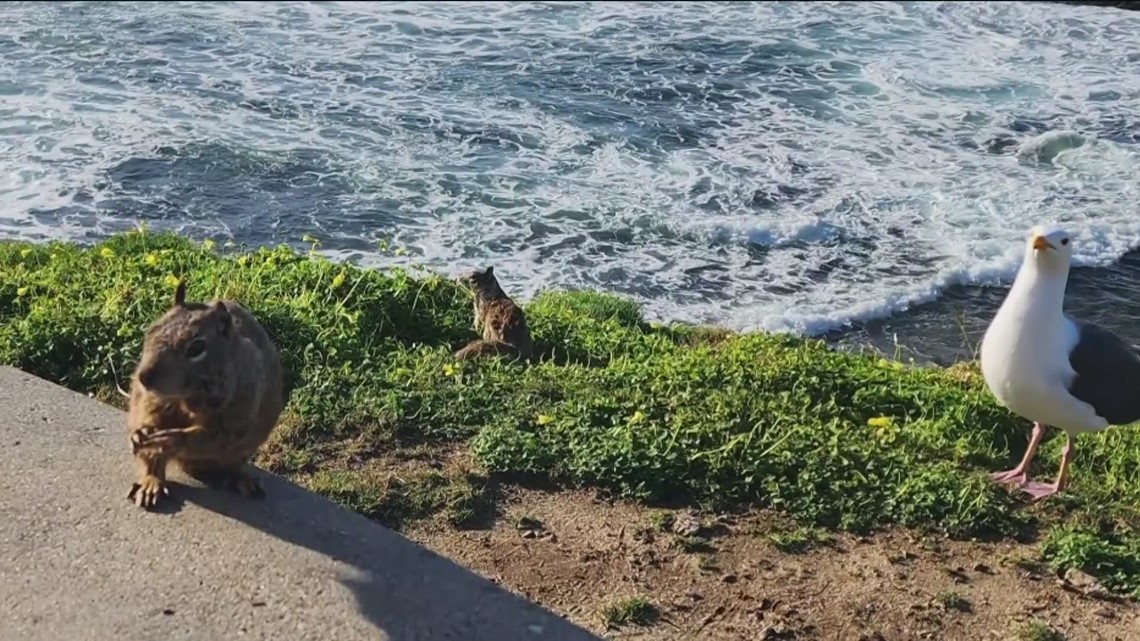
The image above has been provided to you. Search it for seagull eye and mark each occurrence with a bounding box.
[1061,238,1069,246]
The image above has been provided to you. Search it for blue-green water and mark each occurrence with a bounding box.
[1,1,1138,353]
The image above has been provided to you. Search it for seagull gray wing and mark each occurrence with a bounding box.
[1067,320,1140,426]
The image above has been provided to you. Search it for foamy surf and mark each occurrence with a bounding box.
[0,1,1138,337]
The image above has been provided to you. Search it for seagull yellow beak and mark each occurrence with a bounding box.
[1032,235,1053,251]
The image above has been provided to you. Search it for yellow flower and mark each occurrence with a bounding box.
[331,271,346,289]
[866,416,893,428]
[16,286,28,297]
[237,255,249,267]
[629,410,647,424]
[163,274,180,289]
[202,239,217,252]
[536,414,554,426]
[99,247,116,259]
[877,358,903,370]
[144,253,159,267]
[442,363,457,377]
[19,248,32,258]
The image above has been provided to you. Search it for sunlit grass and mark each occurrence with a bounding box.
[1,229,1137,598]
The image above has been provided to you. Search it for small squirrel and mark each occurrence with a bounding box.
[126,280,286,510]
[453,266,533,361]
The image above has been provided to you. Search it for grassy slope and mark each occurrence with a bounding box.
[1,230,1137,598]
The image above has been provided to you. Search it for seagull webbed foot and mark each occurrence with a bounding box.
[1020,480,1061,501]
[990,468,1028,487]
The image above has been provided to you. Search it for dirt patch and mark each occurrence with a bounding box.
[405,486,1138,641]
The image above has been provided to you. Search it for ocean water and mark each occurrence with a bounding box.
[1,1,1139,350]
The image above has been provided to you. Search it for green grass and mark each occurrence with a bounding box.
[600,596,658,627]
[1017,620,1065,641]
[1041,524,1140,599]
[765,524,834,554]
[647,510,676,532]
[1,230,1139,598]
[935,590,971,613]
[307,467,490,530]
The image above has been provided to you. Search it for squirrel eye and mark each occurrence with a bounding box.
[186,339,207,361]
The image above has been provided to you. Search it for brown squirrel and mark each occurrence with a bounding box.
[453,266,533,361]
[126,280,285,510]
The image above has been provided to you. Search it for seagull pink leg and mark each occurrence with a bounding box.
[1021,433,1074,501]
[990,422,1047,487]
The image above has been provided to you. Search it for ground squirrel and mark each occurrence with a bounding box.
[453,266,533,361]
[126,280,285,510]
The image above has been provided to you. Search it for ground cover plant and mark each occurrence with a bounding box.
[1,229,1138,601]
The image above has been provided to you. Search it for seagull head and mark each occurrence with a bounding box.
[1025,224,1074,275]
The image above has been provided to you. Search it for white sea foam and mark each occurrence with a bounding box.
[0,1,1138,335]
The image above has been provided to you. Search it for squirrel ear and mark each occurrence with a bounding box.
[212,301,232,337]
[174,279,187,307]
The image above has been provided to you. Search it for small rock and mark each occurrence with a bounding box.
[973,563,993,574]
[722,574,738,584]
[162,609,175,616]
[516,516,544,532]
[672,514,702,537]
[1094,608,1117,620]
[521,530,537,539]
[1063,568,1118,601]
[1064,567,1100,588]
[688,591,704,601]
[891,550,917,563]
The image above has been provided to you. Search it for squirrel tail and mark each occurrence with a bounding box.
[453,339,522,361]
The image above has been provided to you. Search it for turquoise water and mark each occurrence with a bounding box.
[0,1,1138,344]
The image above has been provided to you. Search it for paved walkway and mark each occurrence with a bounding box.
[0,366,602,641]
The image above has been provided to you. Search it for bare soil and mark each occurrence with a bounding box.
[405,484,1138,641]
[253,422,1139,641]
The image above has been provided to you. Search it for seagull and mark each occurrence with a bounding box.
[979,225,1140,500]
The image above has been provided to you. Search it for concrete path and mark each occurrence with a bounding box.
[0,366,603,641]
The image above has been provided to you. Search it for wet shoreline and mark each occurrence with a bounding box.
[825,248,1140,366]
